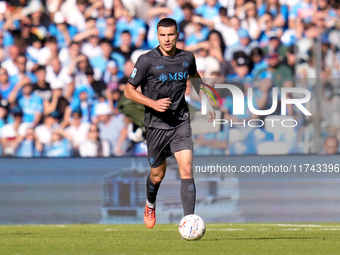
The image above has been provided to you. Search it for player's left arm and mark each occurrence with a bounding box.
[190,72,216,123]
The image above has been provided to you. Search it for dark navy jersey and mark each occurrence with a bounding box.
[128,46,197,129]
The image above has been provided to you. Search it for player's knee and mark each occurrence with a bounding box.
[181,165,192,179]
[150,174,164,184]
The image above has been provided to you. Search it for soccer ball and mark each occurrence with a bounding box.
[178,214,206,240]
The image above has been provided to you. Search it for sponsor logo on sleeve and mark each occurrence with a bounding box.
[131,68,137,78]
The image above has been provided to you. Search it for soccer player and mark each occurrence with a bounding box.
[124,18,215,229]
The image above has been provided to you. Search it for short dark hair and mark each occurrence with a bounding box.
[181,2,194,11]
[76,0,89,5]
[69,41,79,47]
[45,36,57,44]
[85,17,96,23]
[250,47,263,57]
[99,38,112,46]
[219,7,228,16]
[157,18,178,32]
[121,30,131,35]
[34,65,46,72]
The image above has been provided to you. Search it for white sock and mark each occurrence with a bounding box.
[146,199,155,209]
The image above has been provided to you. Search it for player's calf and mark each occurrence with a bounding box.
[181,178,196,216]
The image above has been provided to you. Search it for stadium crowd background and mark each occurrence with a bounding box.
[0,0,339,157]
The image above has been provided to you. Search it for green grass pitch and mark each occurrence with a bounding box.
[1,223,340,255]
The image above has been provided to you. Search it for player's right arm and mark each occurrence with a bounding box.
[124,83,172,113]
[126,54,171,112]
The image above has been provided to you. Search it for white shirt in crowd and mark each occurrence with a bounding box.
[2,59,18,77]
[81,43,102,60]
[65,122,90,148]
[60,0,86,32]
[35,124,56,145]
[37,47,52,66]
[0,122,31,139]
[79,139,110,157]
[212,15,239,47]
[241,18,260,41]
[45,65,73,94]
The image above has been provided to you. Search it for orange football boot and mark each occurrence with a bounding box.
[144,203,156,228]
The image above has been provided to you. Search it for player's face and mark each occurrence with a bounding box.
[157,26,179,56]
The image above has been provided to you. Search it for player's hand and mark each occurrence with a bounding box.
[204,95,216,122]
[153,98,172,112]
[207,110,216,123]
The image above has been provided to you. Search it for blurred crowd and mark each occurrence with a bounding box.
[0,0,339,157]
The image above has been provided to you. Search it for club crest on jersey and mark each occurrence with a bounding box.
[182,61,189,68]
[188,184,195,191]
[158,72,189,84]
[131,68,137,78]
[149,157,155,164]
[158,73,168,83]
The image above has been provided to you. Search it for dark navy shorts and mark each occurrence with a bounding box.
[146,122,193,168]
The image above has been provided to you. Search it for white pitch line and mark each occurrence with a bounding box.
[208,228,245,231]
[317,228,340,231]
[267,224,326,228]
[208,227,340,232]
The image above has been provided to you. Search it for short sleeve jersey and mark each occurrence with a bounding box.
[128,47,197,129]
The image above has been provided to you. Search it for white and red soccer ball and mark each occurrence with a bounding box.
[178,214,206,240]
